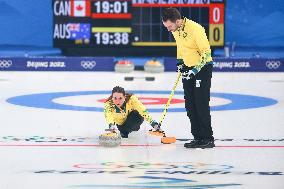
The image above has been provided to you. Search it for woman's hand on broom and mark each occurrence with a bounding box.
[106,124,118,133]
[151,121,161,131]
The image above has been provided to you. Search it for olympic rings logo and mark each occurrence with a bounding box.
[0,60,13,68]
[266,61,281,69]
[81,61,96,69]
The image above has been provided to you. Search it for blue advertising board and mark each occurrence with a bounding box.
[0,57,114,71]
[164,58,284,72]
[1,57,283,72]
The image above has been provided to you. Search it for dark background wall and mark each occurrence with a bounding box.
[0,0,283,47]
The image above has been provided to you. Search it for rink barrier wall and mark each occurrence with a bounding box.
[164,57,284,72]
[0,57,114,71]
[0,57,283,72]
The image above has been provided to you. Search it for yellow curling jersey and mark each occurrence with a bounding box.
[104,95,154,126]
[172,18,213,68]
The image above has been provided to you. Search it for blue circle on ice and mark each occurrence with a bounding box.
[6,90,277,112]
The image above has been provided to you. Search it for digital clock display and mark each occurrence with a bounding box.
[53,0,225,56]
[93,1,129,13]
[94,32,129,45]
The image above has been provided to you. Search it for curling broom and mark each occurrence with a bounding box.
[149,71,182,144]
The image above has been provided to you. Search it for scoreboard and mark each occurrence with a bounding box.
[53,0,225,56]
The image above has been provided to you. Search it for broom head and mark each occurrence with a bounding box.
[148,129,165,137]
[161,136,176,144]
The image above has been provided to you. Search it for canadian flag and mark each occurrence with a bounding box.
[70,0,90,17]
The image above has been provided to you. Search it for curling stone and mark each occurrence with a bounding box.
[114,59,134,73]
[99,132,122,147]
[144,59,164,73]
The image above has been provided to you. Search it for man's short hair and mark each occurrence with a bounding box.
[162,8,181,22]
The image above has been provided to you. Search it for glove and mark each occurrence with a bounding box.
[176,59,184,73]
[182,70,195,80]
[109,124,117,132]
[151,121,161,131]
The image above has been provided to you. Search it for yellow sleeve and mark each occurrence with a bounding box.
[104,101,115,125]
[192,25,213,74]
[194,25,211,57]
[130,96,154,124]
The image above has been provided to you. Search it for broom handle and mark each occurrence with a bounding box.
[159,72,182,125]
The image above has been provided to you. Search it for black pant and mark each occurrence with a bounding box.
[117,110,144,134]
[182,64,214,140]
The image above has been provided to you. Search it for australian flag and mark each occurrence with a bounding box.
[68,23,90,40]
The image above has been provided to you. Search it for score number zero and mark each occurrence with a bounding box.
[212,7,220,42]
[210,4,224,46]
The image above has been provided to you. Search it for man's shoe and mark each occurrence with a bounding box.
[194,139,215,149]
[132,124,140,131]
[184,140,201,148]
[120,132,129,138]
